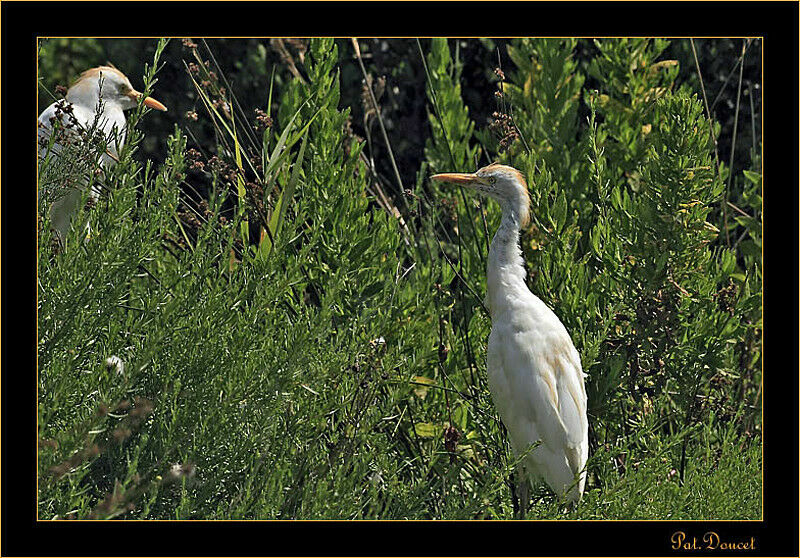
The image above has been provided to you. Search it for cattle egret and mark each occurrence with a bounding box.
[431,163,588,512]
[37,65,167,245]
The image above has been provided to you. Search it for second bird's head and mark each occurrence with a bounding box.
[431,163,531,227]
[66,66,167,113]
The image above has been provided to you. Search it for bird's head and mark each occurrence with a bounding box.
[66,65,167,112]
[431,163,531,227]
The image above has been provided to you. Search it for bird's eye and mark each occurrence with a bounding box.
[488,177,496,184]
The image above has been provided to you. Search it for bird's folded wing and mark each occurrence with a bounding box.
[499,329,586,471]
[554,346,588,474]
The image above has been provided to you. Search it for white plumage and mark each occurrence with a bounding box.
[38,65,166,245]
[432,164,588,509]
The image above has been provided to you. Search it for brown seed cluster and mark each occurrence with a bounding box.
[438,342,449,364]
[40,100,79,147]
[39,98,110,209]
[715,279,738,315]
[603,283,687,403]
[50,396,153,478]
[108,396,154,444]
[254,108,273,133]
[182,138,275,244]
[48,443,100,478]
[207,155,225,174]
[187,59,218,84]
[489,111,520,152]
[439,196,458,222]
[181,38,198,51]
[177,206,202,232]
[39,437,59,450]
[198,199,213,219]
[187,57,230,118]
[444,424,461,455]
[46,393,159,519]
[489,66,521,152]
[89,480,138,519]
[186,148,205,171]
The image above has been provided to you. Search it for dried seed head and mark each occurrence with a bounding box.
[254,108,273,132]
[39,437,59,450]
[438,343,449,363]
[112,427,132,442]
[444,425,461,454]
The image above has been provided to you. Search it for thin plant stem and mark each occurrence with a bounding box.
[689,38,727,245]
[350,39,407,211]
[416,38,486,269]
[724,39,748,248]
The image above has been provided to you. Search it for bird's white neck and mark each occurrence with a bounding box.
[486,202,528,316]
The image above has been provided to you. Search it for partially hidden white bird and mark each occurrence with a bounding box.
[432,163,588,511]
[38,65,167,245]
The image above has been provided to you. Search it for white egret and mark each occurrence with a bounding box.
[38,65,167,245]
[431,163,588,511]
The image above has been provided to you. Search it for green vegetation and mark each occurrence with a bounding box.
[37,37,761,520]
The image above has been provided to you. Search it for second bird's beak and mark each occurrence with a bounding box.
[430,172,482,187]
[129,90,168,111]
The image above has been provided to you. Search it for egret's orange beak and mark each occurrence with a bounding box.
[430,172,480,186]
[129,90,168,111]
